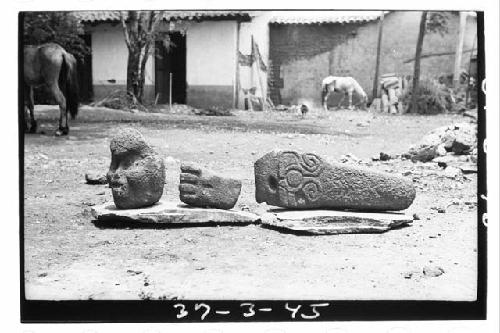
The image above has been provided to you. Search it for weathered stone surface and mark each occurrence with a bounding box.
[107,128,165,209]
[261,210,412,235]
[85,172,107,185]
[91,201,259,224]
[179,163,242,209]
[254,150,416,211]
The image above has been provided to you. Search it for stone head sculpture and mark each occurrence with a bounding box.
[107,128,165,209]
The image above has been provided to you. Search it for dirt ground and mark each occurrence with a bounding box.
[23,105,478,301]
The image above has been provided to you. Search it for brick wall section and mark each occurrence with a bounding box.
[269,11,477,106]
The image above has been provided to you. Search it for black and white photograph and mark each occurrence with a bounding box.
[9,0,498,329]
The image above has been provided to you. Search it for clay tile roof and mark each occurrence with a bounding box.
[74,10,252,23]
[269,11,385,24]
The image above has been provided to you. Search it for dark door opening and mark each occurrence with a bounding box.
[155,32,186,104]
[77,34,93,102]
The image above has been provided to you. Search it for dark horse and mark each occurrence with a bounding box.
[24,43,79,136]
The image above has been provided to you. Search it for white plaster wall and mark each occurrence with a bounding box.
[186,21,237,86]
[90,24,154,85]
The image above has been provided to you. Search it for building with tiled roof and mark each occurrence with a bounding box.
[73,10,476,109]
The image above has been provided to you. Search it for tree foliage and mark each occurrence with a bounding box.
[23,11,90,61]
[426,12,451,36]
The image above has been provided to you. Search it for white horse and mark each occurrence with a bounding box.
[321,76,368,111]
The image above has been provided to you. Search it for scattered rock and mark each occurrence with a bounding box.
[85,172,108,185]
[126,270,143,275]
[339,153,361,164]
[107,128,166,209]
[431,206,446,213]
[412,213,420,220]
[379,152,391,161]
[179,163,242,210]
[261,210,412,235]
[91,201,260,225]
[460,164,477,174]
[254,150,416,211]
[423,266,445,277]
[435,144,447,157]
[443,166,462,179]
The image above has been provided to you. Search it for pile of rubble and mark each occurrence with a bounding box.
[404,122,477,163]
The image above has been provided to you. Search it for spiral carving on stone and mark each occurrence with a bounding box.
[302,180,322,202]
[300,153,323,176]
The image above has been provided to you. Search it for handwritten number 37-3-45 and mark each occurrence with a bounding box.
[173,303,330,320]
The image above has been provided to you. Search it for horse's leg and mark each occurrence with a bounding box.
[50,84,69,136]
[347,91,354,110]
[27,86,37,133]
[336,93,345,109]
[323,90,330,111]
[24,85,37,133]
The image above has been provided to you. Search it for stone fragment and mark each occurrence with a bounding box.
[423,266,445,277]
[85,172,107,185]
[379,152,391,161]
[261,210,412,235]
[107,128,165,209]
[179,163,241,210]
[91,201,259,225]
[254,150,416,211]
[443,166,462,179]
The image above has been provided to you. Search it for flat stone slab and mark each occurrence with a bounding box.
[91,201,260,225]
[261,210,412,235]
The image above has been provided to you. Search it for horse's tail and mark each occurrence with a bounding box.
[61,52,79,119]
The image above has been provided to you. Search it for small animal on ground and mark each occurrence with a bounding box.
[321,76,368,111]
[23,43,79,136]
[300,104,309,118]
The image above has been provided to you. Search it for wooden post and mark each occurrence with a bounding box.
[233,22,241,109]
[169,72,172,110]
[409,11,428,113]
[372,11,385,100]
[453,12,467,87]
[465,34,477,107]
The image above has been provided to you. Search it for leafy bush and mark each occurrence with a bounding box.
[403,79,453,114]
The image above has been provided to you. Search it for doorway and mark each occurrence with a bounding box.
[77,34,93,102]
[155,32,186,104]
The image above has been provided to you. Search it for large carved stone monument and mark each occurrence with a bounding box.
[107,128,166,209]
[255,150,416,211]
[179,163,242,210]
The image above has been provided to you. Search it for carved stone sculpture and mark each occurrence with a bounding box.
[107,128,165,209]
[254,150,415,211]
[179,163,242,210]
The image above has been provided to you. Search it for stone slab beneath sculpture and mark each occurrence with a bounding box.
[91,200,260,225]
[261,209,413,235]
